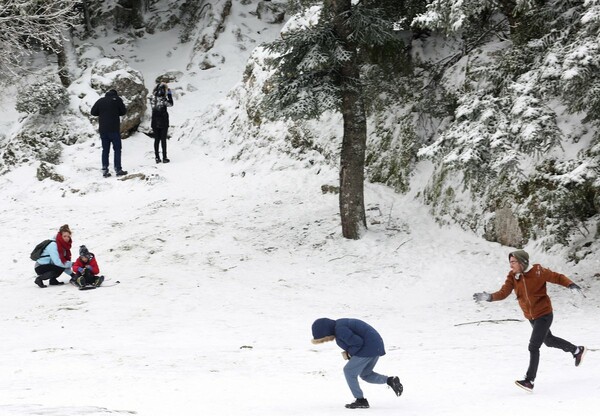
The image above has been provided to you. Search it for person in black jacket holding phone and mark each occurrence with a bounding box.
[150,82,174,163]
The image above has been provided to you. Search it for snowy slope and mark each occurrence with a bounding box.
[1,2,599,415]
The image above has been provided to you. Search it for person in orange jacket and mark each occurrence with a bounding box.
[473,250,586,392]
[70,245,104,287]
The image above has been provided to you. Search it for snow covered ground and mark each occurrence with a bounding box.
[1,2,599,415]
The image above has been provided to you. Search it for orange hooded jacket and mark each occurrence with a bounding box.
[491,264,573,320]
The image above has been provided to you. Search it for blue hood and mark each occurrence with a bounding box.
[312,318,336,340]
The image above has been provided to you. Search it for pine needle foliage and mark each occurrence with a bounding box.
[261,3,401,121]
[414,0,600,248]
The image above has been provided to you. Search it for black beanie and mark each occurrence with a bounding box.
[509,250,529,269]
[79,245,90,258]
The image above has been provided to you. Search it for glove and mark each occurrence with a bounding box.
[473,292,492,302]
[85,265,93,270]
[341,351,351,360]
[569,283,583,294]
[78,267,84,273]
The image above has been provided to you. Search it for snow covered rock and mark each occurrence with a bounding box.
[89,58,147,137]
[256,1,286,24]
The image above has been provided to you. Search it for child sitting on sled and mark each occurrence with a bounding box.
[70,245,104,287]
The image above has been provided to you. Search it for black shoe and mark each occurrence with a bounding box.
[515,379,534,392]
[163,158,170,163]
[93,275,105,287]
[35,277,46,288]
[48,278,64,286]
[574,346,587,367]
[102,169,111,178]
[387,376,403,396]
[116,170,128,176]
[155,157,161,163]
[345,398,369,409]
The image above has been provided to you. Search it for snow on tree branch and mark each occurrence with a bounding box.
[0,0,78,76]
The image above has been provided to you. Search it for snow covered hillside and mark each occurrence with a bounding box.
[1,1,599,415]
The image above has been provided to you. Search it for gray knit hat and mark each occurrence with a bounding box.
[509,250,529,269]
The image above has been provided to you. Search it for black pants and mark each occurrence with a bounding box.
[35,264,66,281]
[526,312,576,381]
[153,127,168,159]
[74,269,98,285]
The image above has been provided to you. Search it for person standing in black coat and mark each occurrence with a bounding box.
[150,82,174,163]
[90,89,128,177]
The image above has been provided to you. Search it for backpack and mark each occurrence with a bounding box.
[30,239,53,261]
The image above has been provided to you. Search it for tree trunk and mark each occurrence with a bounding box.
[81,0,93,34]
[497,0,517,32]
[339,87,368,239]
[55,40,71,87]
[330,0,368,239]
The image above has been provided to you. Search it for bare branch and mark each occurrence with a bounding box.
[0,0,79,76]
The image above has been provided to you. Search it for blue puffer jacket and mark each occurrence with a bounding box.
[312,318,386,357]
[35,240,71,271]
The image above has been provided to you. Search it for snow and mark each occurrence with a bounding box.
[1,2,600,416]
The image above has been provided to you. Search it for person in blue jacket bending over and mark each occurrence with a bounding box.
[311,317,403,409]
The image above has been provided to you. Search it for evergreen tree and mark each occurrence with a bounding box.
[263,1,401,239]
[415,0,600,248]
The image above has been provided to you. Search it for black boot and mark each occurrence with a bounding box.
[163,157,170,163]
[49,278,64,285]
[345,398,369,409]
[387,376,403,396]
[155,156,161,163]
[76,275,87,288]
[34,276,46,288]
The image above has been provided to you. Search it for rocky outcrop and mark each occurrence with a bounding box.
[256,1,286,24]
[186,0,233,71]
[89,58,147,137]
[485,206,525,248]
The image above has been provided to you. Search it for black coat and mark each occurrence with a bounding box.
[90,90,127,134]
[151,94,173,130]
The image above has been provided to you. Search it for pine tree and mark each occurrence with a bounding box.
[263,1,400,239]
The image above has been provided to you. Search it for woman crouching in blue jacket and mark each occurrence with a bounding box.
[34,224,73,288]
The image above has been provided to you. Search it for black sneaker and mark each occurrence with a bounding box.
[345,398,369,409]
[155,157,161,163]
[94,275,105,287]
[163,158,170,163]
[574,346,586,367]
[102,169,111,178]
[116,170,128,176]
[515,379,534,392]
[34,277,46,288]
[387,376,403,396]
[48,278,64,285]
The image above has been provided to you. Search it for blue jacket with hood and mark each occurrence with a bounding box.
[312,318,386,357]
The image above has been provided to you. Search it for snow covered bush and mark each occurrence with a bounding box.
[15,81,70,115]
[366,114,419,194]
